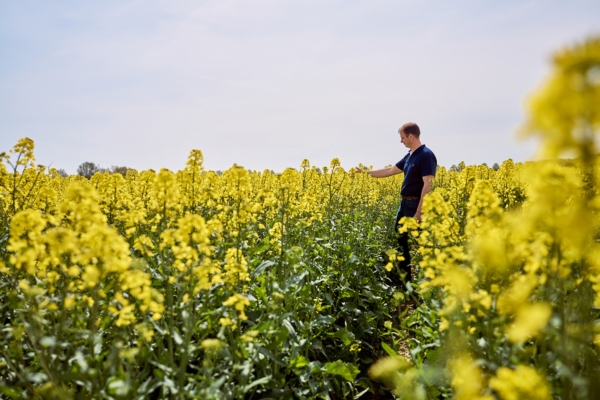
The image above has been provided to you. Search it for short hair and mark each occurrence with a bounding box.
[399,122,420,138]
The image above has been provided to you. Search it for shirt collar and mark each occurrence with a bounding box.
[409,144,425,158]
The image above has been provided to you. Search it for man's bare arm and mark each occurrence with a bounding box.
[358,165,402,178]
[414,175,434,221]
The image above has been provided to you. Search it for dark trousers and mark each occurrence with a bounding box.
[394,198,419,283]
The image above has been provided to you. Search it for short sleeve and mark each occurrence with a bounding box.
[395,153,409,172]
[421,151,437,176]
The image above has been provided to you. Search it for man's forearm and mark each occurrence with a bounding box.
[368,167,396,178]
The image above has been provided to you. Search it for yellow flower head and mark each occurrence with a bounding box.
[506,302,552,344]
[223,293,251,320]
[201,338,224,352]
[448,355,494,400]
[489,366,550,400]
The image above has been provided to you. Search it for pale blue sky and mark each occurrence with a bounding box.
[1,1,599,173]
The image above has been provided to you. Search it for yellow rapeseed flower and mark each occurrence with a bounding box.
[448,355,494,400]
[201,338,223,351]
[489,365,550,400]
[506,302,552,344]
[223,293,251,320]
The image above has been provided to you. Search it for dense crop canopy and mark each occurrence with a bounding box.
[1,36,599,400]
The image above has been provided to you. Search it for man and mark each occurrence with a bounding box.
[358,122,437,283]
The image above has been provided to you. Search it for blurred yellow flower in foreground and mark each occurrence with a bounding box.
[448,355,494,400]
[369,355,428,400]
[506,302,552,344]
[489,365,550,400]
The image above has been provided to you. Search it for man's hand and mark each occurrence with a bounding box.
[414,209,422,222]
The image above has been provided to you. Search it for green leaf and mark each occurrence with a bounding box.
[354,387,370,399]
[290,355,309,369]
[258,347,286,366]
[381,342,397,357]
[251,260,275,277]
[39,336,56,348]
[137,377,161,396]
[331,328,355,345]
[172,328,183,345]
[282,319,297,340]
[243,375,272,392]
[27,372,47,384]
[323,360,360,382]
[0,386,21,399]
[162,376,178,395]
[108,378,130,396]
[73,350,89,373]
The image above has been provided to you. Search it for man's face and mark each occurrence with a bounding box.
[399,131,412,148]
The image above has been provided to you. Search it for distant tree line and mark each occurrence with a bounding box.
[71,161,502,179]
[449,162,500,172]
[76,162,132,179]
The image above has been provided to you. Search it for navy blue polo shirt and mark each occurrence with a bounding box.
[395,145,437,197]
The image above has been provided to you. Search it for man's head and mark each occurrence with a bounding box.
[398,122,421,149]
